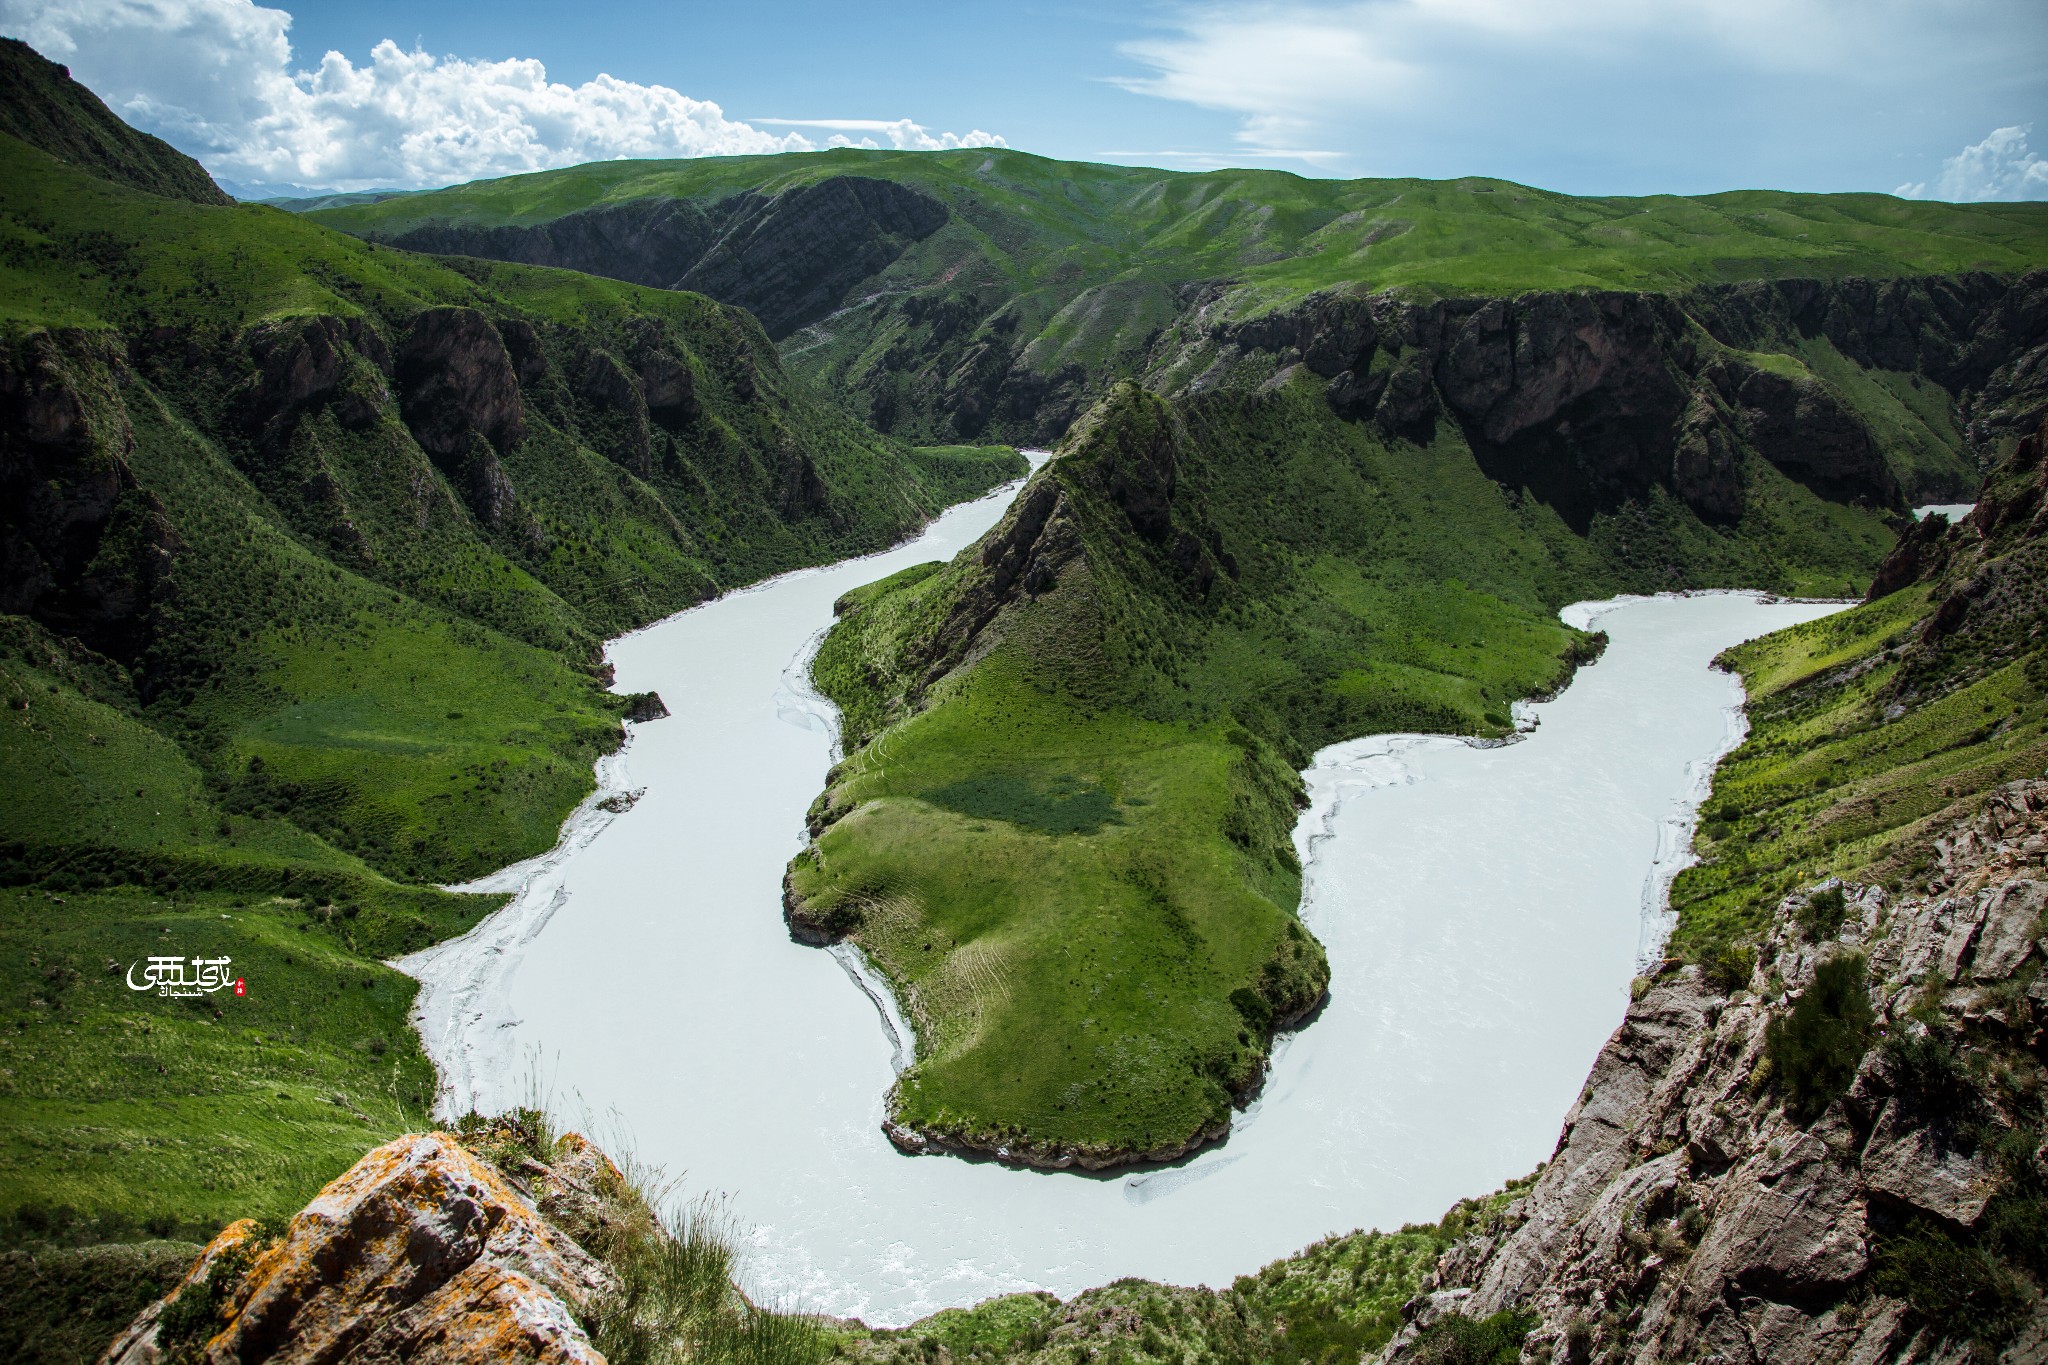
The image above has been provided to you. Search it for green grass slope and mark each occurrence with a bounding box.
[1671,415,2048,966]
[0,56,1022,1250]
[0,39,229,208]
[315,147,2048,301]
[788,376,1897,1165]
[0,122,1020,885]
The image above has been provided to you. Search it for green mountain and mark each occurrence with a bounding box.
[302,129,2048,1167]
[790,372,1901,1165]
[309,148,2048,478]
[0,41,1020,1240]
[807,418,2048,1362]
[0,38,231,208]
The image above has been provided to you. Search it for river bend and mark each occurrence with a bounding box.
[402,472,1844,1323]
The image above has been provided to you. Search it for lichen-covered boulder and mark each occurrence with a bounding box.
[101,1132,609,1365]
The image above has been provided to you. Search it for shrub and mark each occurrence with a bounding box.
[156,1236,261,1353]
[1409,1310,1537,1365]
[1229,986,1274,1032]
[1984,1125,2048,1280]
[1870,1217,2029,1348]
[1882,1030,1978,1134]
[1796,886,1849,941]
[1765,953,1874,1121]
[1700,941,1756,995]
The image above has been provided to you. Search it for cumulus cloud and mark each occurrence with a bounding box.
[1110,0,2047,189]
[1896,126,2048,202]
[0,0,1005,191]
[752,118,1006,153]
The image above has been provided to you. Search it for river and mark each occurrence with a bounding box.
[400,467,1845,1324]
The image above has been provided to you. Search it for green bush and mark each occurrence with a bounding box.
[1870,1216,2029,1348]
[155,1235,261,1354]
[1796,886,1850,940]
[1701,941,1757,995]
[1882,1030,1979,1133]
[1765,953,1874,1121]
[1409,1310,1537,1364]
[1984,1125,2048,1280]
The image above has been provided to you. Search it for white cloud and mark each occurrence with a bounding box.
[1896,126,2048,202]
[1111,0,2047,188]
[752,118,1006,153]
[0,0,1006,191]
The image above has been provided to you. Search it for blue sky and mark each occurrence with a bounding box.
[4,0,2045,200]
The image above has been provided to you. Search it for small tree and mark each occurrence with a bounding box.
[1766,952,1874,1121]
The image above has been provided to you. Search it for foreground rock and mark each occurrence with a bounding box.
[102,1131,620,1365]
[1378,781,2048,1365]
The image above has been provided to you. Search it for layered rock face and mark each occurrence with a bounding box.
[0,329,174,666]
[382,177,949,340]
[102,1131,625,1365]
[1212,272,2048,526]
[1379,784,2048,1365]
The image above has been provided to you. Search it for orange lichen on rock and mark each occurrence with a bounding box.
[102,1132,611,1365]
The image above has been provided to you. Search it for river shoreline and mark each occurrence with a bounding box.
[391,491,1851,1322]
[394,471,1041,1119]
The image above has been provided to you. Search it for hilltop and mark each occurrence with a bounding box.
[309,147,2048,452]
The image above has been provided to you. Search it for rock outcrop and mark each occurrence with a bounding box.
[101,1131,616,1365]
[396,307,529,529]
[1220,283,1964,527]
[1378,783,2048,1365]
[381,177,949,341]
[0,329,175,668]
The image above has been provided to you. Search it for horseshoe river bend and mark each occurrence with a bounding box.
[398,462,1845,1324]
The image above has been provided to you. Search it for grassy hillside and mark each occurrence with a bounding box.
[0,55,1021,1246]
[315,147,2048,300]
[789,376,1898,1164]
[307,147,2048,484]
[0,39,230,208]
[1671,425,2048,966]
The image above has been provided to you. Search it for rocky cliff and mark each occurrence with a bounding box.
[380,177,949,341]
[1177,271,2048,523]
[1378,787,2048,1364]
[1373,414,2048,1365]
